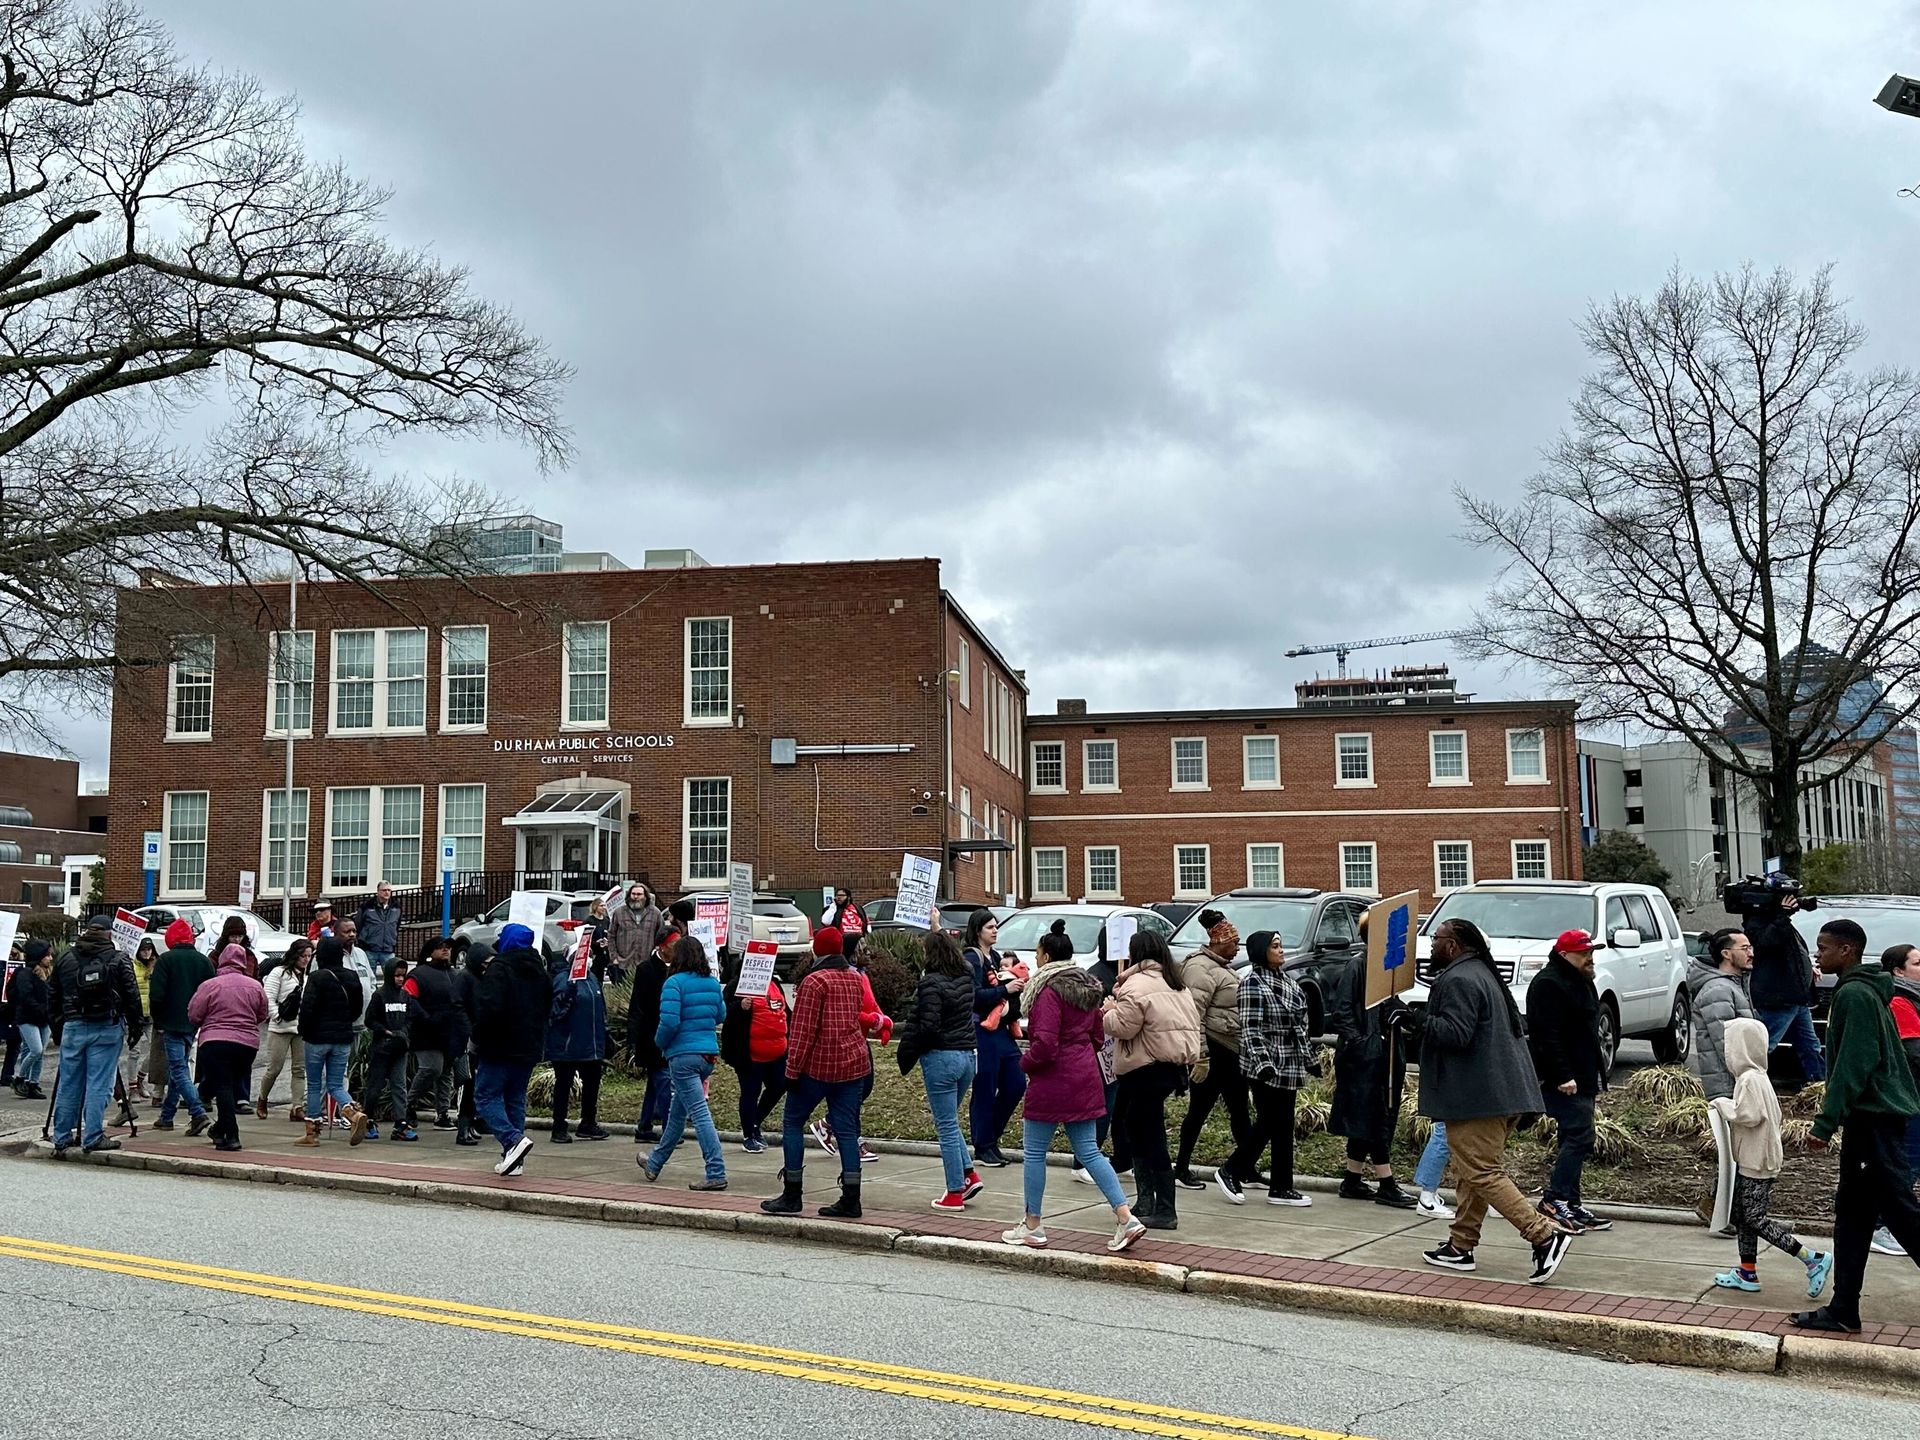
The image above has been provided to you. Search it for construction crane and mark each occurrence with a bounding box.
[1284,629,1472,679]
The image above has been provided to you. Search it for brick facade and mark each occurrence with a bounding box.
[0,752,106,911]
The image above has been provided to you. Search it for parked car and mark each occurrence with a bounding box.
[452,889,606,962]
[1166,887,1378,1038]
[1147,901,1198,928]
[132,904,300,965]
[678,892,815,976]
[1791,894,1920,1008]
[1409,879,1691,1077]
[867,899,1016,937]
[992,904,1174,973]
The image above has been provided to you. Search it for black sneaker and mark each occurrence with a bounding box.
[1569,1204,1613,1232]
[1338,1175,1376,1201]
[432,1115,458,1131]
[1216,1168,1245,1205]
[1424,1242,1476,1271]
[1172,1169,1207,1191]
[1537,1197,1586,1234]
[185,1115,211,1138]
[1374,1179,1419,1210]
[1528,1230,1574,1285]
[974,1149,1009,1168]
[1267,1189,1312,1207]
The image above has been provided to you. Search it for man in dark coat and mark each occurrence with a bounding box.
[1328,915,1416,1208]
[1745,876,1825,1082]
[49,916,145,1156]
[404,937,458,1129]
[1526,929,1610,1235]
[628,898,692,1142]
[472,924,550,1177]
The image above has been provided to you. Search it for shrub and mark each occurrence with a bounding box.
[861,946,920,1021]
[1624,1065,1702,1108]
[1592,1113,1643,1164]
[1294,1096,1330,1138]
[859,930,927,973]
[1648,1096,1712,1143]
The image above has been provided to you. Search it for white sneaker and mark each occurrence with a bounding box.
[1071,1165,1095,1185]
[809,1119,837,1156]
[1108,1217,1147,1252]
[1001,1221,1048,1249]
[1418,1190,1456,1221]
[1870,1226,1906,1256]
[494,1136,533,1176]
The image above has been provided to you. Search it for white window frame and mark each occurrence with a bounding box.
[1506,727,1548,784]
[438,783,487,873]
[958,786,971,844]
[682,776,731,887]
[1170,737,1209,791]
[1084,845,1121,899]
[264,630,315,739]
[562,620,611,730]
[1029,740,1066,794]
[684,616,733,727]
[322,785,424,893]
[1511,838,1552,880]
[1428,729,1469,786]
[166,635,215,742]
[1241,734,1281,790]
[160,790,209,900]
[1335,732,1375,788]
[1433,840,1474,893]
[1246,842,1285,889]
[1031,846,1069,901]
[981,666,991,757]
[328,627,429,735]
[1339,841,1379,895]
[1082,738,1119,793]
[958,639,971,707]
[1173,844,1212,900]
[260,788,310,897]
[440,625,490,733]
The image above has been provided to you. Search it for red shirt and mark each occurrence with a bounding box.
[1893,993,1920,1041]
[785,965,872,1084]
[746,981,788,1063]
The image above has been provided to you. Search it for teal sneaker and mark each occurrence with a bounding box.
[1805,1251,1834,1299]
[1713,1268,1762,1292]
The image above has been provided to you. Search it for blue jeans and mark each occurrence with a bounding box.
[1415,1121,1450,1191]
[639,1067,672,1132]
[159,1032,206,1123]
[782,1073,864,1181]
[1758,1005,1828,1082]
[304,1041,354,1116]
[15,1023,46,1085]
[920,1049,976,1192]
[52,1021,124,1149]
[1024,1118,1126,1215]
[646,1054,726,1182]
[474,1060,533,1152]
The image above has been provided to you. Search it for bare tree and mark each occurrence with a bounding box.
[0,0,569,737]
[1459,265,1920,877]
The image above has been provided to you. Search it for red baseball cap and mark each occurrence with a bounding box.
[1555,928,1598,954]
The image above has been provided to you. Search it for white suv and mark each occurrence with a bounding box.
[1408,879,1691,1077]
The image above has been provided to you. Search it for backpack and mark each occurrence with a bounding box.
[74,948,118,1023]
[276,976,303,1024]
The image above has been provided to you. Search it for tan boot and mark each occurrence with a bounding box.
[296,1119,321,1147]
[287,1105,306,1124]
[346,1103,369,1147]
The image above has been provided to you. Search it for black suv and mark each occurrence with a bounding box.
[1167,887,1374,1038]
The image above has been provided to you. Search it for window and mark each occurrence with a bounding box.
[330,627,427,733]
[958,639,971,707]
[1247,843,1285,888]
[1243,735,1280,789]
[1434,840,1473,891]
[324,785,423,891]
[262,788,309,895]
[439,784,486,872]
[34,852,52,867]
[1625,805,1646,825]
[1083,739,1118,791]
[1623,893,1662,941]
[958,786,971,840]
[563,621,610,727]
[1174,844,1212,898]
[684,777,730,885]
[266,631,314,737]
[1340,842,1378,894]
[1505,833,1551,879]
[1335,733,1374,786]
[1429,730,1468,785]
[1506,727,1547,782]
[685,617,732,724]
[1032,847,1068,899]
[1085,846,1120,897]
[162,791,208,897]
[167,636,214,739]
[1171,737,1208,789]
[1030,740,1065,792]
[981,665,990,755]
[1623,768,1643,788]
[441,626,489,730]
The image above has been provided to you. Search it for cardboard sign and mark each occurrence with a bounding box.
[238,870,256,908]
[506,890,547,937]
[1363,890,1421,1009]
[1103,911,1139,965]
[568,926,593,982]
[687,916,720,975]
[895,852,940,930]
[111,907,147,956]
[735,938,779,997]
[0,910,20,963]
[727,861,755,956]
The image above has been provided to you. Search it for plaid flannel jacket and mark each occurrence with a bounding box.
[1237,965,1313,1090]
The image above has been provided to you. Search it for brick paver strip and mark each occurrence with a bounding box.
[125,1137,1918,1351]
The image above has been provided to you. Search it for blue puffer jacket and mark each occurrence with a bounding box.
[656,971,725,1059]
[545,957,609,1064]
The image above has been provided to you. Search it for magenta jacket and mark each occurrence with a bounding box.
[186,944,269,1047]
[1019,970,1110,1123]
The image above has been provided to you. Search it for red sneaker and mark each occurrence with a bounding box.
[961,1171,985,1202]
[931,1191,968,1211]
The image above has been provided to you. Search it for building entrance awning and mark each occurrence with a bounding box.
[502,790,624,828]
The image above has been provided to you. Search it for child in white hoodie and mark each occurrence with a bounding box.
[1711,1017,1833,1296]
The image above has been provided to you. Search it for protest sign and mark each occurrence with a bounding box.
[895,853,940,930]
[1363,890,1421,1009]
[111,907,147,956]
[506,890,546,936]
[728,861,754,955]
[1103,911,1139,965]
[735,939,779,997]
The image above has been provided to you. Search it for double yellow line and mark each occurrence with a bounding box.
[0,1233,1364,1439]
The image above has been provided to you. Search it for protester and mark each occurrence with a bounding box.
[404,935,459,1130]
[1103,930,1203,1230]
[1689,928,1757,1103]
[721,950,789,1154]
[48,915,144,1157]
[1229,929,1314,1207]
[472,923,550,1177]
[356,883,404,974]
[829,932,889,1164]
[627,900,687,1142]
[307,900,336,942]
[185,943,268,1153]
[148,917,213,1136]
[125,936,160,1102]
[1882,943,1920,1256]
[206,915,257,975]
[451,939,484,1146]
[334,918,378,1040]
[1399,917,1575,1285]
[762,927,873,1219]
[1526,929,1611,1233]
[7,942,52,1100]
[965,909,1026,1167]
[365,957,423,1142]
[899,928,983,1209]
[824,887,868,958]
[1328,914,1417,1209]
[296,938,369,1145]
[609,883,663,985]
[1745,874,1826,1082]
[1790,918,1920,1332]
[259,937,311,1121]
[638,936,729,1188]
[1,942,22,1088]
[1174,913,1256,1192]
[546,933,611,1144]
[1074,925,1129,1184]
[1706,1017,1834,1296]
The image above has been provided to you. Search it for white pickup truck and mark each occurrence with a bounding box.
[1406,879,1692,1078]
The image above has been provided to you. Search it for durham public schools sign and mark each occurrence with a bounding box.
[492,733,677,766]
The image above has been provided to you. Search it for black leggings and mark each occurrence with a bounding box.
[196,1040,256,1145]
[1732,1175,1803,1266]
[1118,1062,1183,1186]
[1176,1039,1251,1172]
[736,1058,788,1139]
[551,1061,603,1132]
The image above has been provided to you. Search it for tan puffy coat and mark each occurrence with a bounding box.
[1182,949,1241,1053]
[1104,962,1204,1075]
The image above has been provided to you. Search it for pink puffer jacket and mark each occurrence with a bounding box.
[186,944,269,1047]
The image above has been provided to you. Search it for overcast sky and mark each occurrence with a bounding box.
[42,0,1920,780]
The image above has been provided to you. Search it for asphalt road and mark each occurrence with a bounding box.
[0,1160,1912,1440]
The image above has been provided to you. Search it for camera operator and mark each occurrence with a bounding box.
[1743,874,1828,1083]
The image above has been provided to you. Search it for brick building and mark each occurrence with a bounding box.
[104,557,1025,911]
[0,751,108,913]
[1024,698,1582,908]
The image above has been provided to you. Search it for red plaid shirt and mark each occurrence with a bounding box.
[786,965,872,1083]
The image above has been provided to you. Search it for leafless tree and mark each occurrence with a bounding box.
[1459,265,1920,877]
[0,0,569,741]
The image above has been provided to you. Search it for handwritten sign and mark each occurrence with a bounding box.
[735,939,779,997]
[895,853,940,931]
[1364,890,1421,1009]
[1103,912,1139,965]
[506,890,547,938]
[727,861,754,956]
[0,910,19,962]
[688,917,720,976]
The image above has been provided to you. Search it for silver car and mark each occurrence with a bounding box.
[453,889,607,962]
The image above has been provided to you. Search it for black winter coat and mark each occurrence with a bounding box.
[50,936,144,1036]
[10,967,51,1027]
[1525,955,1605,1096]
[625,956,668,1070]
[898,972,975,1072]
[447,966,477,1057]
[1747,910,1813,1010]
[408,960,456,1051]
[1327,952,1405,1138]
[297,961,364,1047]
[472,945,551,1065]
[366,981,424,1057]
